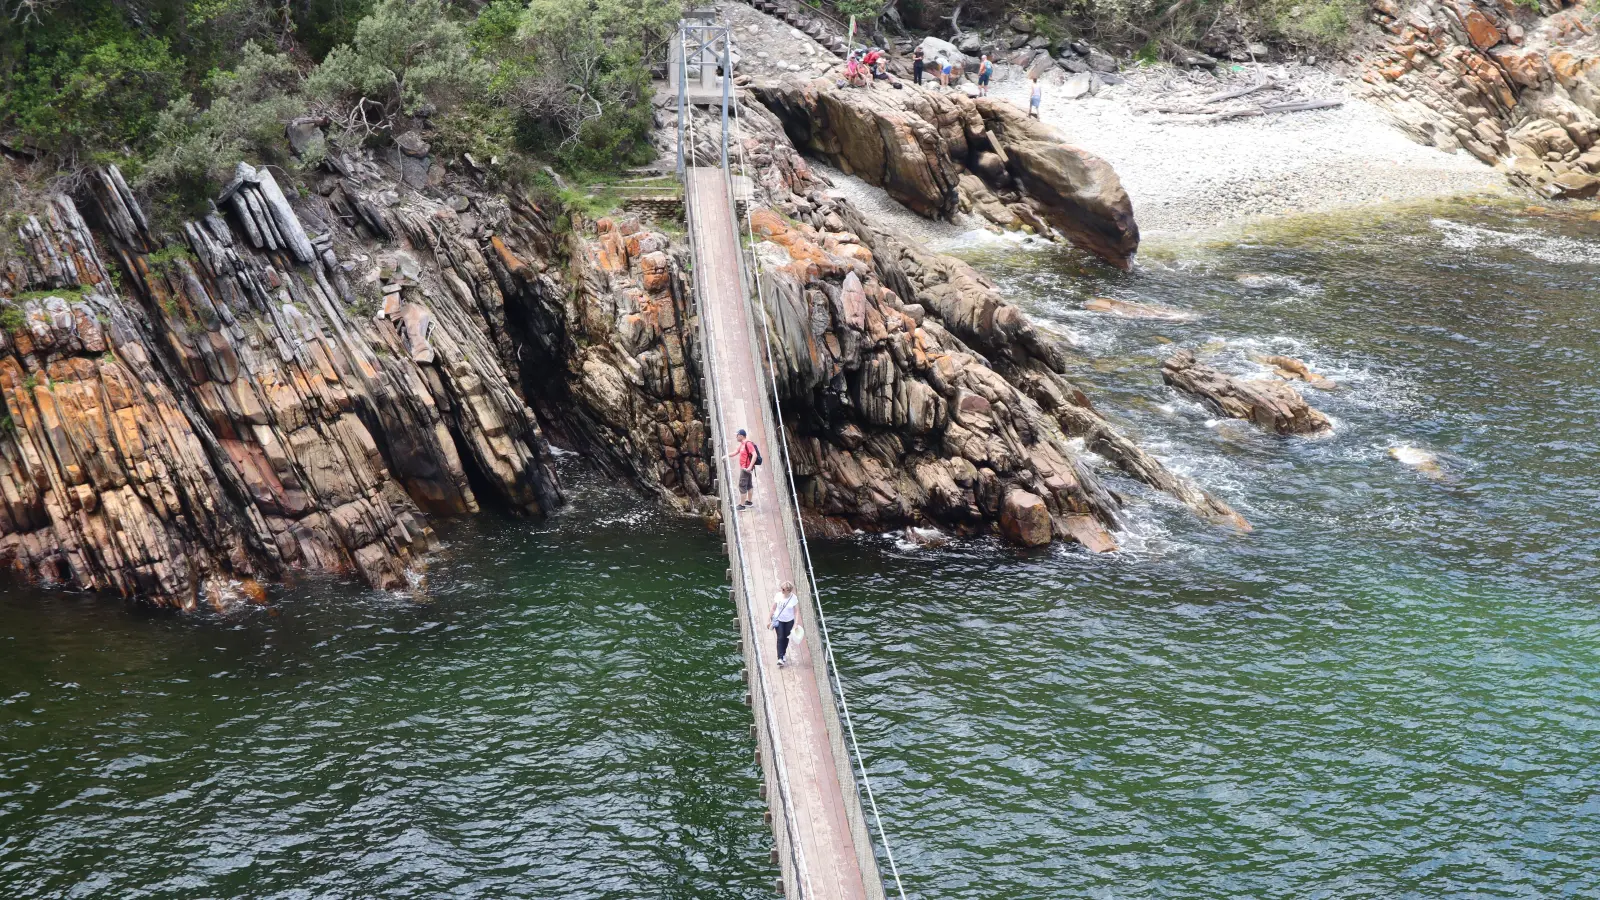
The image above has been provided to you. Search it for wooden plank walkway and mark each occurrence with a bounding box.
[685,166,884,900]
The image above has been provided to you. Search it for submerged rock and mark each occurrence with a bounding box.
[1251,352,1336,389]
[1084,296,1198,321]
[1389,445,1445,478]
[1163,349,1331,435]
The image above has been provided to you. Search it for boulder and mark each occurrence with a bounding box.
[1086,46,1118,73]
[1062,72,1096,99]
[999,489,1052,546]
[975,98,1139,268]
[918,36,965,74]
[1547,171,1600,198]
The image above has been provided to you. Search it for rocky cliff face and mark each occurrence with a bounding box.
[0,165,559,607]
[0,119,717,607]
[727,101,1248,546]
[1361,0,1600,197]
[510,214,714,514]
[0,72,1229,604]
[751,77,1141,268]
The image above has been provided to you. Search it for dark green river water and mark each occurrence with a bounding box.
[2,200,1598,898]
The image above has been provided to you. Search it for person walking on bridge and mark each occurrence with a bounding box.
[728,428,760,510]
[770,580,800,667]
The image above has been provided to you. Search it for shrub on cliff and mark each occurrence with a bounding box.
[306,0,491,147]
[475,0,679,173]
[138,42,305,209]
[0,5,183,162]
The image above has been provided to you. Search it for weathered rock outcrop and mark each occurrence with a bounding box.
[503,214,714,513]
[723,100,1246,545]
[1361,0,1600,197]
[752,76,1140,268]
[0,154,578,607]
[1163,349,1332,435]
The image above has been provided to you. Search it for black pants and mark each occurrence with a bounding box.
[913,60,922,84]
[775,619,794,661]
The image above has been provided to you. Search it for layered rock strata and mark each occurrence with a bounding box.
[0,156,569,607]
[510,214,714,513]
[1163,349,1332,436]
[1361,0,1600,197]
[752,77,1140,268]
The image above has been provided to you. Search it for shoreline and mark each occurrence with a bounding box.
[986,63,1508,239]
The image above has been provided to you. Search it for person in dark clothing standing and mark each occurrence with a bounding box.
[912,45,924,85]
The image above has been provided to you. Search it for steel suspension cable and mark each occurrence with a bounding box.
[728,87,913,900]
[679,26,815,899]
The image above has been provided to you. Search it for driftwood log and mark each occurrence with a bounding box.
[1162,349,1331,435]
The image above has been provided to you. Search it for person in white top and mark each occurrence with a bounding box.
[770,580,799,668]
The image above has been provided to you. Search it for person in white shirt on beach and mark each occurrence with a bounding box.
[770,581,799,668]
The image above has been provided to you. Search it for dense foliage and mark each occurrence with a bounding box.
[1,0,679,198]
[892,0,1361,53]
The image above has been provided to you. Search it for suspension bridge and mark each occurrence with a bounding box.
[672,15,905,900]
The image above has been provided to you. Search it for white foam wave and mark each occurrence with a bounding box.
[1430,218,1600,266]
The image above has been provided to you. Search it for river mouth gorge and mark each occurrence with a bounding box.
[2,198,1595,898]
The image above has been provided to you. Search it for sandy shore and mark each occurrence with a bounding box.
[723,0,1505,243]
[986,63,1506,238]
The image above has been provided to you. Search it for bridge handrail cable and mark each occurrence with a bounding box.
[678,25,816,900]
[728,79,913,900]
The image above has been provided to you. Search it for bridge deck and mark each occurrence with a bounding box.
[686,166,879,900]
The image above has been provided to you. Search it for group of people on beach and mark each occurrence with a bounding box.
[843,46,888,86]
[898,46,1045,118]
[725,428,802,669]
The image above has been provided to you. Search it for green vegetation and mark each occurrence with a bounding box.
[307,0,491,148]
[141,41,305,210]
[0,306,26,334]
[9,287,85,303]
[902,0,1362,53]
[146,245,199,275]
[3,0,681,216]
[833,0,887,20]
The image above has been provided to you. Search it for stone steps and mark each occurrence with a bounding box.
[745,0,851,58]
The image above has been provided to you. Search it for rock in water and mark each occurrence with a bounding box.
[1162,349,1331,435]
[903,526,951,548]
[1000,489,1053,546]
[1389,445,1445,478]
[712,98,1245,544]
[1251,353,1336,389]
[1084,296,1198,321]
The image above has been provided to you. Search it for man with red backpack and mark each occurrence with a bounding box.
[728,428,762,510]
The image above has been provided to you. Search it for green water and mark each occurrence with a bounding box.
[3,201,1599,898]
